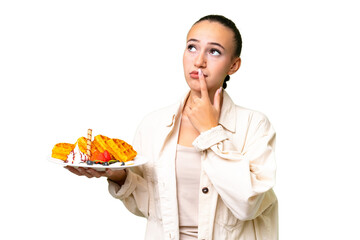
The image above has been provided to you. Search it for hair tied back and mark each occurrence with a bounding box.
[223,75,230,89]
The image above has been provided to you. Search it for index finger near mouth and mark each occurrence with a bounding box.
[198,69,209,99]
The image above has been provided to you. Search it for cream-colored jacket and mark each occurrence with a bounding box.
[108,91,278,240]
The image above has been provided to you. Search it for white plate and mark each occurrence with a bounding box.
[48,155,148,171]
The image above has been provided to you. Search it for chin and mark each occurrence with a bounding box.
[186,81,200,92]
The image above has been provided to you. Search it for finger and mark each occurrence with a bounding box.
[86,168,103,178]
[191,95,201,105]
[77,167,94,178]
[105,168,123,178]
[184,105,192,118]
[105,169,127,182]
[105,168,119,178]
[105,168,114,177]
[65,166,83,176]
[213,87,222,112]
[198,69,209,100]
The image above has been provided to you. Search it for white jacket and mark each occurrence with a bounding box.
[108,91,278,240]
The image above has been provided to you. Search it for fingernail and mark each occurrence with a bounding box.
[218,87,222,94]
[198,69,202,76]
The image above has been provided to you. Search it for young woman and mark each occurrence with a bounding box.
[67,15,278,240]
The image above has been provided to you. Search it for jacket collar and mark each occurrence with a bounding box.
[165,90,237,133]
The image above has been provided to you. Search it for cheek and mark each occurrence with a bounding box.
[206,63,230,87]
[183,55,189,72]
[209,62,228,77]
[183,52,193,67]
[214,60,232,76]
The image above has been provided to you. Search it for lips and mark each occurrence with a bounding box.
[190,70,207,79]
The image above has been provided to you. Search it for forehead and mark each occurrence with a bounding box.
[187,20,234,48]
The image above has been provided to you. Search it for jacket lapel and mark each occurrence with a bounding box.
[155,96,185,239]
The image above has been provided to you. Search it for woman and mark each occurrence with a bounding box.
[67,15,278,240]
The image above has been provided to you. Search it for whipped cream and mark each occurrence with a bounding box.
[66,144,89,164]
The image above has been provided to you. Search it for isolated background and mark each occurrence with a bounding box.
[1,0,359,239]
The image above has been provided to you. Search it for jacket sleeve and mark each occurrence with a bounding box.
[107,123,150,218]
[192,112,276,221]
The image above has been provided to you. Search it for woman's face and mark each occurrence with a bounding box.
[183,20,240,94]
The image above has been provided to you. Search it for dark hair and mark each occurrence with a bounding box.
[194,15,242,89]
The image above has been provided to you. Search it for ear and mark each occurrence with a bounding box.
[228,57,241,75]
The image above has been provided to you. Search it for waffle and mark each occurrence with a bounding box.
[76,137,97,155]
[52,143,75,161]
[76,137,88,153]
[106,138,137,162]
[93,135,111,153]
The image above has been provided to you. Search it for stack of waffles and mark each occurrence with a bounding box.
[52,132,137,163]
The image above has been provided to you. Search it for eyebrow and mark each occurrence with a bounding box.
[187,38,225,50]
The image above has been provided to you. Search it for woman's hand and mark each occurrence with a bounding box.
[65,166,127,185]
[184,69,222,133]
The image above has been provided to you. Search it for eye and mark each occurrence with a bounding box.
[187,44,196,52]
[210,48,221,56]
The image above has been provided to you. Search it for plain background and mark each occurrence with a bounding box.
[1,0,359,239]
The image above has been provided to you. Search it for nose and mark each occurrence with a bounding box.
[194,51,207,68]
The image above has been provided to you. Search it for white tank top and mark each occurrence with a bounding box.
[175,144,201,240]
